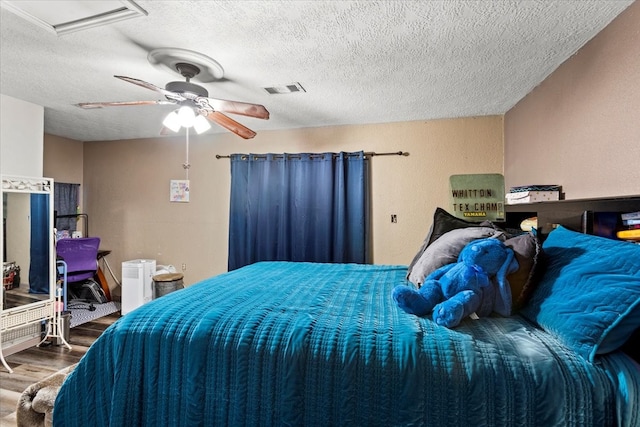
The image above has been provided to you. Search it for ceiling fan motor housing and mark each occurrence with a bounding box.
[165,81,209,98]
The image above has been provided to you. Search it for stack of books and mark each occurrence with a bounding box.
[505,185,562,205]
[617,211,640,242]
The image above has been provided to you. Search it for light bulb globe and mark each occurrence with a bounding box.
[193,115,212,134]
[162,111,182,132]
[177,106,196,128]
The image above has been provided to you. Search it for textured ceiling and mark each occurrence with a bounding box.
[0,0,634,142]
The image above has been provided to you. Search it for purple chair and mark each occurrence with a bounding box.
[56,237,101,285]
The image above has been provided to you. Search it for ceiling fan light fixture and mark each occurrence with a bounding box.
[80,72,268,139]
[193,115,212,134]
[163,107,210,134]
[162,111,182,132]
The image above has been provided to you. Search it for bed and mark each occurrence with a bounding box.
[54,210,640,427]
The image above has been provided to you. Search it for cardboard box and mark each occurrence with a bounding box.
[505,191,560,204]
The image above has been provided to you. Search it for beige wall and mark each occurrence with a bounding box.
[43,134,85,236]
[504,1,640,199]
[83,116,503,288]
[43,134,84,186]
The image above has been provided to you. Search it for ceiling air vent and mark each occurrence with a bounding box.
[263,82,306,95]
[1,0,147,36]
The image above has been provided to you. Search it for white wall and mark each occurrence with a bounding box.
[1,94,45,287]
[0,94,44,177]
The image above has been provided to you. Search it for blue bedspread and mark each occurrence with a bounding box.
[54,262,640,426]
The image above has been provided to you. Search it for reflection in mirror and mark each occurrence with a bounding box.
[2,192,51,309]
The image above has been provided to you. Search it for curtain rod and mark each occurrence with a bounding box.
[215,151,409,160]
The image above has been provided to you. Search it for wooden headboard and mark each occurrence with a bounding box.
[504,194,640,238]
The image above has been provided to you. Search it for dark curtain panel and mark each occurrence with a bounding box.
[228,151,369,271]
[54,182,79,232]
[29,193,50,294]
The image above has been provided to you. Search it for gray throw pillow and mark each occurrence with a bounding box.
[406,207,495,279]
[407,227,507,287]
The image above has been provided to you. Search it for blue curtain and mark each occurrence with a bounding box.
[29,193,50,294]
[228,151,369,271]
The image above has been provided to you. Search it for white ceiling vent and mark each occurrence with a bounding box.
[263,82,306,95]
[0,0,147,36]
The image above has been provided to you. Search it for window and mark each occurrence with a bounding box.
[54,182,80,233]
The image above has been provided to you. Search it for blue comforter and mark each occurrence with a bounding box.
[54,262,640,426]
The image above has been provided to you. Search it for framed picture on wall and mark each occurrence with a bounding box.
[170,180,190,203]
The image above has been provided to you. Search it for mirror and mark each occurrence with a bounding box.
[1,175,56,371]
[2,177,53,310]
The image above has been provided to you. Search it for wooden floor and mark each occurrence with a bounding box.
[0,312,120,427]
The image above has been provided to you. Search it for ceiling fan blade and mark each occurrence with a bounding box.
[205,111,257,139]
[115,75,185,101]
[76,100,174,109]
[198,97,269,120]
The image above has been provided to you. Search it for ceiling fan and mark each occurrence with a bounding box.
[76,62,269,139]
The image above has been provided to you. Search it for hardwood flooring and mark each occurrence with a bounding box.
[0,312,120,427]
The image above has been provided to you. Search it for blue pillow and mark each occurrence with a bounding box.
[520,226,640,363]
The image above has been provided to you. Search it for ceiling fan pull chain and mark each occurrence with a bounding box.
[183,127,191,180]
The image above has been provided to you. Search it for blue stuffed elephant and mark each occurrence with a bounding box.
[393,238,519,328]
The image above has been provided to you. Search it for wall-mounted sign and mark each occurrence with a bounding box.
[449,174,505,222]
[170,179,190,203]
